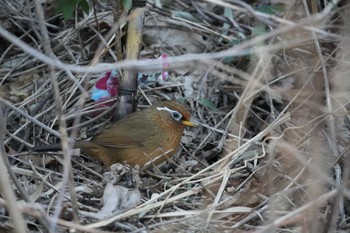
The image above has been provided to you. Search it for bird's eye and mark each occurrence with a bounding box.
[157,106,183,122]
[171,111,182,121]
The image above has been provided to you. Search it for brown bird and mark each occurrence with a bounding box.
[32,101,196,167]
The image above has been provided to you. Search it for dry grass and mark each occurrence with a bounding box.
[0,0,349,232]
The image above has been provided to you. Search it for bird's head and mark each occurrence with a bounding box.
[153,101,197,129]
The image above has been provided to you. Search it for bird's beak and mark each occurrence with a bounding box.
[182,120,198,127]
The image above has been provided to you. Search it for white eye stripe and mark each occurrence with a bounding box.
[157,106,183,121]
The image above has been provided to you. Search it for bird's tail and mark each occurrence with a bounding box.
[31,141,98,152]
[31,143,62,152]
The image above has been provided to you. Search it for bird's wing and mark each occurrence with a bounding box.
[92,131,144,148]
[91,118,159,149]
